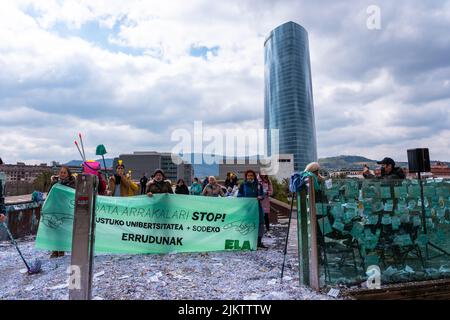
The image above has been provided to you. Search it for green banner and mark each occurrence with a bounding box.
[36,184,259,254]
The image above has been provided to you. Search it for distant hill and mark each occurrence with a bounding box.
[318,155,449,170]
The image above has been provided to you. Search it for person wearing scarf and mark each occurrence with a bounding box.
[238,169,267,249]
[108,161,138,197]
[49,166,76,258]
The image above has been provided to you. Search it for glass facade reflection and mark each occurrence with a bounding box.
[264,21,317,172]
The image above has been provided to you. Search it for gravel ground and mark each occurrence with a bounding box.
[0,225,333,300]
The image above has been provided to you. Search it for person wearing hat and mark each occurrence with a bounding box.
[376,157,406,180]
[108,160,138,197]
[146,169,173,196]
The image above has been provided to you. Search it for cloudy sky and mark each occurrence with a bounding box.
[1,0,449,164]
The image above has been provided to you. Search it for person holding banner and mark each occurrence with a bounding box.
[50,166,76,190]
[202,176,225,197]
[175,179,190,195]
[108,161,138,197]
[48,166,76,258]
[190,177,203,195]
[146,169,174,196]
[238,170,267,249]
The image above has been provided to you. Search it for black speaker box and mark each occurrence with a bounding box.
[407,148,431,173]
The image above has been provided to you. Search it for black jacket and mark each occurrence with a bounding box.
[140,176,148,186]
[175,184,190,195]
[380,167,406,180]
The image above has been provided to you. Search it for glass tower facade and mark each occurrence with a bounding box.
[264,21,317,172]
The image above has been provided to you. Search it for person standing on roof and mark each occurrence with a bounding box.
[139,173,148,195]
[238,170,267,249]
[108,161,139,197]
[376,157,406,180]
[146,169,173,197]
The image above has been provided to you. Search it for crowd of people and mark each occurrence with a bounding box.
[33,160,277,253]
[0,155,405,257]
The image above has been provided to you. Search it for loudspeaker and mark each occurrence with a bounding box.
[407,148,431,173]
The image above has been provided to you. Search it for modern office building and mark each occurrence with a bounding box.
[264,21,318,172]
[113,151,193,185]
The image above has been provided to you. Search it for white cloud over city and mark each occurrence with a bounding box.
[1,0,449,164]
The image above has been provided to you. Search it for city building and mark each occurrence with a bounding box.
[264,21,318,172]
[0,162,51,183]
[218,154,294,182]
[430,161,450,178]
[0,162,52,196]
[113,151,193,185]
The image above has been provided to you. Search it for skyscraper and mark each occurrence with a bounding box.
[264,21,317,172]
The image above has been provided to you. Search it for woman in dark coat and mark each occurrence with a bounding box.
[175,179,190,195]
[237,170,267,249]
[49,166,76,258]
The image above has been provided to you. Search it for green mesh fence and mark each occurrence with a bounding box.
[315,178,450,287]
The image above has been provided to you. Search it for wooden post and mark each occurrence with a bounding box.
[297,189,310,286]
[308,176,320,291]
[69,174,97,300]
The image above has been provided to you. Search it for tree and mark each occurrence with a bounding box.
[269,177,290,203]
[33,171,53,192]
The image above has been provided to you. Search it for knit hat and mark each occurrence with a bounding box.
[153,168,166,179]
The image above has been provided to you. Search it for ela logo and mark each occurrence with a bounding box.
[225,239,251,250]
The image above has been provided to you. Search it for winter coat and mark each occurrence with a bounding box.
[97,174,107,195]
[190,182,203,195]
[50,176,76,190]
[238,180,264,199]
[108,175,138,197]
[225,176,238,189]
[202,183,224,197]
[237,179,265,237]
[202,178,209,190]
[146,180,174,194]
[140,176,148,188]
[258,177,273,214]
[380,167,406,180]
[175,184,190,195]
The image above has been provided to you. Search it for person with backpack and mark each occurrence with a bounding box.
[238,170,267,249]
